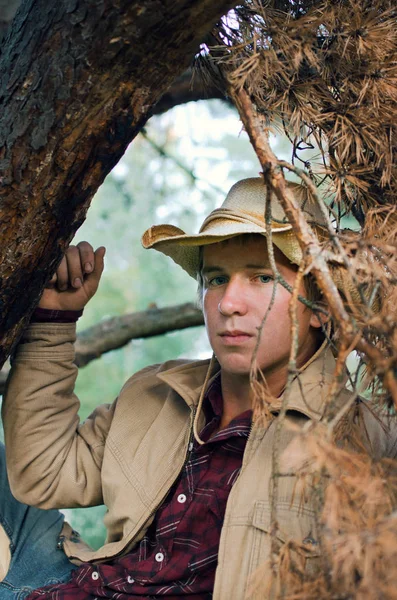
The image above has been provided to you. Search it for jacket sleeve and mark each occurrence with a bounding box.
[2,322,116,509]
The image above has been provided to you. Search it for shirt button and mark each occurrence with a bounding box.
[155,552,164,562]
[127,575,135,583]
[177,493,187,503]
[92,571,99,580]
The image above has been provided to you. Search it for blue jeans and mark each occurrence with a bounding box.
[0,444,76,598]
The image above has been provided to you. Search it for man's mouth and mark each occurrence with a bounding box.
[219,330,253,344]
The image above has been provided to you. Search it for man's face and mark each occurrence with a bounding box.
[201,235,321,383]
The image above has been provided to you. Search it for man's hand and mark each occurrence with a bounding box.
[38,242,106,312]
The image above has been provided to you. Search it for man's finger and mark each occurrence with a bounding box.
[56,256,69,291]
[85,246,106,294]
[65,246,84,289]
[44,272,58,289]
[77,241,95,275]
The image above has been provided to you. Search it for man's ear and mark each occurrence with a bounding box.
[309,305,330,329]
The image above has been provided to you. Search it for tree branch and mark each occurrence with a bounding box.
[0,302,204,394]
[151,68,230,116]
[76,302,204,367]
[1,3,229,115]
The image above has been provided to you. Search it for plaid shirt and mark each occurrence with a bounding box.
[27,376,252,599]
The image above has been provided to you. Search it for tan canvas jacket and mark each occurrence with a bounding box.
[2,323,397,598]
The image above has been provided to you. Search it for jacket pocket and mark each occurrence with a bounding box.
[248,500,322,590]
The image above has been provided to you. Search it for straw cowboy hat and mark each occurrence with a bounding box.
[142,176,383,314]
[142,177,327,278]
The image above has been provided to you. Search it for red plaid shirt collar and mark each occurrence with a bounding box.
[204,373,252,425]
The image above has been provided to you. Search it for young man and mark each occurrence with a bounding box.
[0,178,394,599]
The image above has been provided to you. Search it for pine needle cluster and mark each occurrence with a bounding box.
[210,0,397,214]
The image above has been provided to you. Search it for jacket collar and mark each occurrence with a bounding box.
[269,344,340,421]
[157,359,219,409]
[156,342,341,423]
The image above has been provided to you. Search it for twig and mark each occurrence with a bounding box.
[270,258,305,568]
[249,255,280,425]
[262,172,304,573]
[323,331,362,425]
[0,302,204,394]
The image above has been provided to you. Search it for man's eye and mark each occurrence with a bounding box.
[258,275,273,284]
[208,276,227,287]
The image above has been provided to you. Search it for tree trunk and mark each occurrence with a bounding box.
[1,2,229,115]
[0,0,235,368]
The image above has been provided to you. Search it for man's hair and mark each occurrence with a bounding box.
[196,233,323,311]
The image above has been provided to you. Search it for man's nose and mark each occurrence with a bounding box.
[218,279,248,316]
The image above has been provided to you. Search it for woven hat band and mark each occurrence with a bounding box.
[199,208,292,234]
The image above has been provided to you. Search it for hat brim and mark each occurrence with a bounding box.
[142,221,302,279]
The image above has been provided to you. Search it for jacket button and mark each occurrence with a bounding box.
[92,571,99,580]
[155,552,164,562]
[177,493,187,503]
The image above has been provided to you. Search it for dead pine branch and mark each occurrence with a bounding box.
[202,3,397,598]
[230,87,397,408]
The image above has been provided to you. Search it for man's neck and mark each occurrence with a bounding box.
[219,372,255,430]
[218,360,301,429]
[217,338,324,430]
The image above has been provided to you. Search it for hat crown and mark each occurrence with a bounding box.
[221,177,287,223]
[214,176,326,228]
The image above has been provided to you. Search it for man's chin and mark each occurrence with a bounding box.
[216,357,252,377]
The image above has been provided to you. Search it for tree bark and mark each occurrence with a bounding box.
[1,2,229,114]
[0,302,204,394]
[0,0,235,369]
[0,0,19,41]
